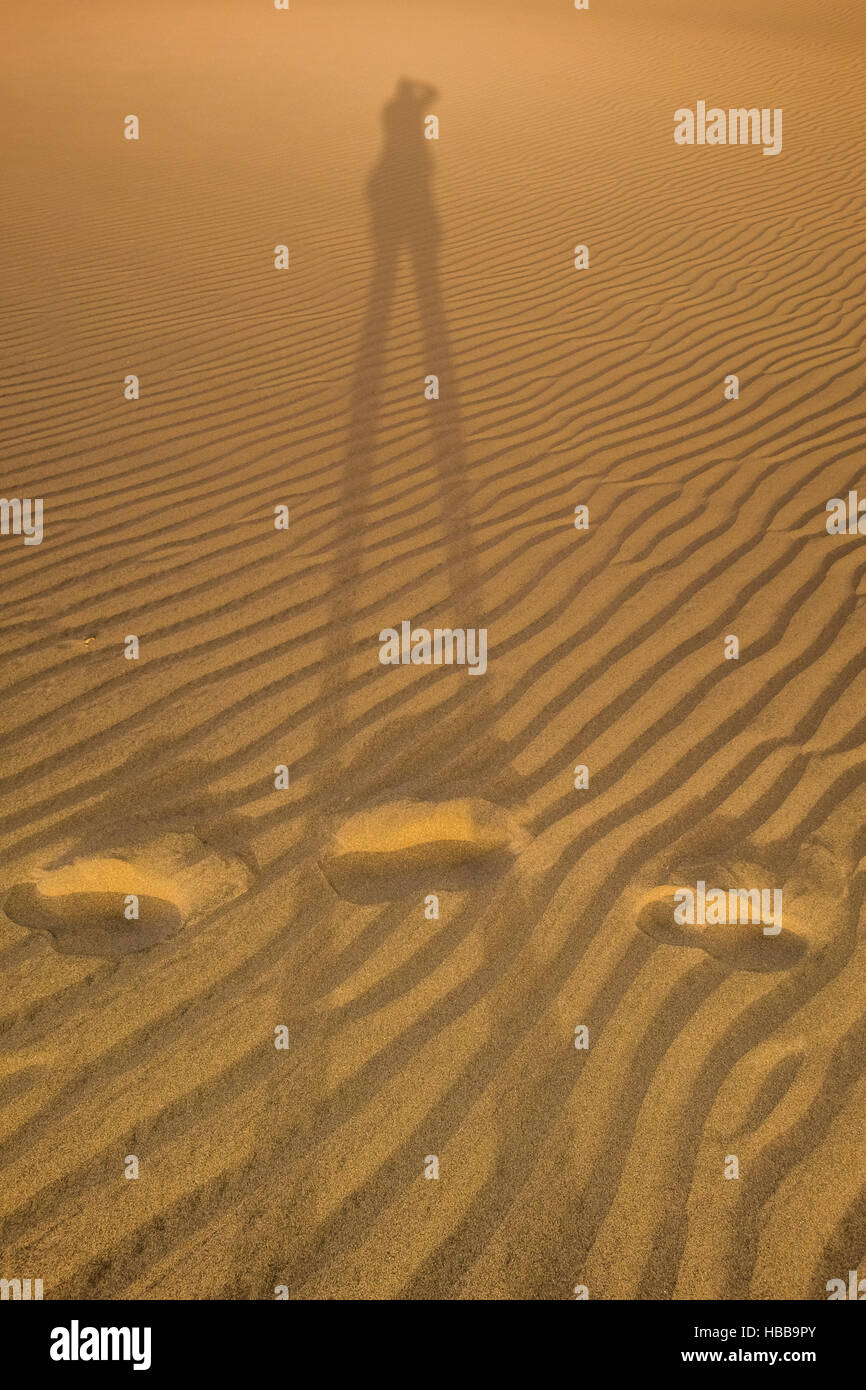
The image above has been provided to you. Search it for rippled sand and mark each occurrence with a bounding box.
[1,0,865,1299]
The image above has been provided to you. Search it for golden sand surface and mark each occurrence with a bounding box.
[1,0,866,1299]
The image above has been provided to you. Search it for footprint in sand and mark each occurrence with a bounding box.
[634,834,849,973]
[3,832,252,957]
[318,797,530,904]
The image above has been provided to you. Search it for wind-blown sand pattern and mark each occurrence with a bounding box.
[2,0,866,1300]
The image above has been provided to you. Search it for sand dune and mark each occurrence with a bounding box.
[2,0,866,1299]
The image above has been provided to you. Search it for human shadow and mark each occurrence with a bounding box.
[324,77,488,796]
[358,77,442,431]
[223,82,512,1300]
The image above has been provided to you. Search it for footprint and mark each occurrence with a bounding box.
[635,882,806,972]
[3,833,252,957]
[633,825,852,973]
[318,797,529,903]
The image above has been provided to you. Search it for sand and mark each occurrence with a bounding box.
[2,0,866,1300]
